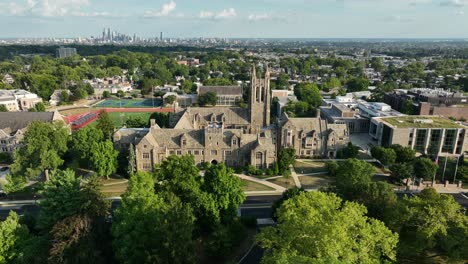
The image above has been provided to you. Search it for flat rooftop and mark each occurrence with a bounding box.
[379,116,466,129]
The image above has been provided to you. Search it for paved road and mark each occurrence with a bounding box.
[0,195,282,220]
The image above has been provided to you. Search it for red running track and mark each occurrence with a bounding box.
[63,107,175,130]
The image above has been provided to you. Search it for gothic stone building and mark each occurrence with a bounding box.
[278,113,349,158]
[114,66,349,172]
[114,66,276,171]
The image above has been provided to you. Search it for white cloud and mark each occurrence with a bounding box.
[199,8,237,19]
[199,11,215,19]
[440,0,468,7]
[144,1,177,18]
[216,8,236,18]
[0,0,124,17]
[248,13,271,21]
[27,0,90,17]
[384,15,416,22]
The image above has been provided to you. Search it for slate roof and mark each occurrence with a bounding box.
[199,86,242,96]
[0,112,60,135]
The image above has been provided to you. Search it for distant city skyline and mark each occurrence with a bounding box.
[0,0,467,38]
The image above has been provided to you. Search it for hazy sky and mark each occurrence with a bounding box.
[0,0,467,38]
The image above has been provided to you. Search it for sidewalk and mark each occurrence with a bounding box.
[401,179,466,194]
[289,166,302,188]
[235,174,286,193]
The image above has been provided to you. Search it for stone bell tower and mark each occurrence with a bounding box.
[249,64,271,134]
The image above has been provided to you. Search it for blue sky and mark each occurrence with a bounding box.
[0,0,467,38]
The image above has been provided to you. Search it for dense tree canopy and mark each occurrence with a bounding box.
[112,172,195,264]
[10,121,69,183]
[257,192,398,264]
[391,188,468,261]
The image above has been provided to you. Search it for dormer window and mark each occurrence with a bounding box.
[232,139,237,146]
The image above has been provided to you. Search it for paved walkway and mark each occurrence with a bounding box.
[235,174,286,192]
[401,179,466,194]
[289,166,302,188]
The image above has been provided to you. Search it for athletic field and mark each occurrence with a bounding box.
[94,99,162,108]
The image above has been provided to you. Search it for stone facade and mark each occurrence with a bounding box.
[278,113,349,158]
[114,65,351,171]
[115,66,277,171]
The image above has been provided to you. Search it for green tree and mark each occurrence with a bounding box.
[293,83,322,108]
[392,188,468,261]
[271,187,305,220]
[202,164,245,223]
[47,176,111,264]
[127,144,136,176]
[89,141,118,179]
[102,91,110,98]
[390,144,416,163]
[164,95,177,105]
[331,159,375,201]
[336,142,360,159]
[28,102,46,112]
[413,157,438,181]
[390,162,414,184]
[148,112,170,128]
[0,212,31,264]
[198,91,218,106]
[71,126,104,167]
[457,165,468,182]
[371,57,385,72]
[96,111,114,140]
[400,99,415,115]
[257,192,398,263]
[371,146,396,166]
[277,148,296,174]
[125,116,147,128]
[346,77,370,92]
[0,105,8,112]
[112,172,195,264]
[37,169,84,230]
[0,152,12,164]
[11,121,69,182]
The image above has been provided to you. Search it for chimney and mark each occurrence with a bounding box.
[150,119,156,128]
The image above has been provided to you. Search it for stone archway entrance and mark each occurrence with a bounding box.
[211,160,218,165]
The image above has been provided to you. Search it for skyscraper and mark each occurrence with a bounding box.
[160,32,163,41]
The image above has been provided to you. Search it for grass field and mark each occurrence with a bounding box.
[100,178,128,197]
[95,99,162,108]
[268,177,296,189]
[294,161,328,174]
[298,174,332,189]
[241,179,275,192]
[106,112,152,127]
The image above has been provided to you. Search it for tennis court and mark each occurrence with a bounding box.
[95,99,162,108]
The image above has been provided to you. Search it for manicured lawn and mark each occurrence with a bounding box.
[100,180,128,197]
[268,177,296,189]
[298,174,332,189]
[294,160,328,174]
[241,179,274,192]
[107,112,152,128]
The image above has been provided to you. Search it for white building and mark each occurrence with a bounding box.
[0,89,42,111]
